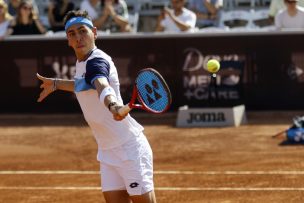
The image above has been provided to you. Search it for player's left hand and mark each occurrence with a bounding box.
[36,73,55,102]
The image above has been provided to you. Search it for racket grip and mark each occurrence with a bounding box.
[118,104,132,116]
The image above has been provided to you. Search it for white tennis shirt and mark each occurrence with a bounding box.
[74,48,144,153]
[275,6,304,29]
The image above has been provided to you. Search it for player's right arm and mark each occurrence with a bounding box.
[36,73,75,102]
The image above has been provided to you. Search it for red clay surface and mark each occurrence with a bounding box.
[1,111,304,202]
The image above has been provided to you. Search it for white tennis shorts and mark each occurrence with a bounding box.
[99,132,154,196]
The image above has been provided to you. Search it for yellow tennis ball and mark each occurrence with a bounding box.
[207,59,220,73]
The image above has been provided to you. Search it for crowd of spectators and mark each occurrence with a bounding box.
[0,0,304,40]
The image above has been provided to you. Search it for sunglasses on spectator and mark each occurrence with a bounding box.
[21,6,32,10]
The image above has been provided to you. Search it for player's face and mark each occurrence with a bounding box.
[66,24,97,59]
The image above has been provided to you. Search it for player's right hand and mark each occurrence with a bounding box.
[36,73,54,102]
[109,104,127,121]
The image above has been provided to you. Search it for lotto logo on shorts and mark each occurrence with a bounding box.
[129,182,139,188]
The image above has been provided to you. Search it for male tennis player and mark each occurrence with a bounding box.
[37,10,156,203]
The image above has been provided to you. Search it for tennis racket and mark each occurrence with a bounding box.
[118,68,172,116]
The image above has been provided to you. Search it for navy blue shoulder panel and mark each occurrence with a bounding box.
[85,57,110,86]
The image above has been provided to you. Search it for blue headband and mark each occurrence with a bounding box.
[65,17,94,31]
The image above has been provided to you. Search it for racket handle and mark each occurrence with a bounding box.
[118,104,132,116]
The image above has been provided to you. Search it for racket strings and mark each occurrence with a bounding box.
[136,71,170,112]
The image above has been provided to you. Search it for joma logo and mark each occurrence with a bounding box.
[187,112,226,123]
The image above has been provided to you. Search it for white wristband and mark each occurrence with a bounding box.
[99,86,116,103]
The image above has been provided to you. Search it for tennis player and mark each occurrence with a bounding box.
[37,10,156,203]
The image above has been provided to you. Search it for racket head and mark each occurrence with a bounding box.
[135,68,172,113]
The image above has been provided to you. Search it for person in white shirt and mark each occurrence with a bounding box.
[80,0,101,21]
[275,0,304,29]
[155,0,197,33]
[269,0,304,21]
[0,0,12,40]
[80,0,130,32]
[36,10,156,203]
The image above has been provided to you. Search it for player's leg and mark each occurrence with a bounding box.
[100,163,130,203]
[118,132,156,202]
[129,190,157,203]
[103,190,131,203]
[100,132,155,203]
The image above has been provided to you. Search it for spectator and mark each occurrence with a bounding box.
[7,0,38,17]
[0,0,12,40]
[80,0,130,33]
[269,0,304,22]
[7,0,20,16]
[48,0,75,32]
[80,0,100,21]
[275,0,304,29]
[155,0,196,32]
[97,0,130,32]
[6,0,46,35]
[188,0,222,28]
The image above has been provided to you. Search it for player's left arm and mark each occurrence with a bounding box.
[36,73,75,102]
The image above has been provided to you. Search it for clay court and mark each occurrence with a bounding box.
[1,111,304,203]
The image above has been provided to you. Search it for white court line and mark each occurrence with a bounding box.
[1,170,304,175]
[0,186,304,191]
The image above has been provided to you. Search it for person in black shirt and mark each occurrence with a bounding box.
[48,0,74,32]
[7,0,46,35]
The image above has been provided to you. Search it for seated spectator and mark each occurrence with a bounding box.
[8,0,38,17]
[48,0,75,32]
[80,0,131,33]
[155,0,196,33]
[80,0,100,20]
[0,0,13,40]
[188,0,222,28]
[98,0,130,32]
[275,0,304,29]
[7,0,20,16]
[6,0,46,35]
[269,0,304,22]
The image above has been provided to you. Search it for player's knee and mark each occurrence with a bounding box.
[129,190,156,203]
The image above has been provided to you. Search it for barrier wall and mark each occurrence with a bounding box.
[1,31,304,112]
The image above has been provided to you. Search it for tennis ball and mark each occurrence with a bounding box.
[206,59,220,73]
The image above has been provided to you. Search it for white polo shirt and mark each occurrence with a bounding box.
[161,8,197,32]
[74,48,144,154]
[275,6,304,29]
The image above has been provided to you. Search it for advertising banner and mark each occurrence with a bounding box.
[1,32,304,112]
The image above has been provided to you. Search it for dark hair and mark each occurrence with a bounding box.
[63,10,92,27]
[101,0,119,7]
[17,0,34,24]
